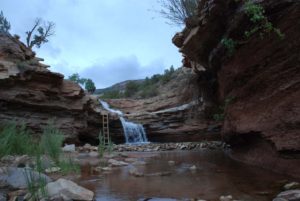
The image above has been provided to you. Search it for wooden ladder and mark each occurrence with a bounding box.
[102,113,110,145]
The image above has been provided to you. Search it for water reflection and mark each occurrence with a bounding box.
[78,150,296,201]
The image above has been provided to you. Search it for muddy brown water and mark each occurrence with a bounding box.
[77,150,296,201]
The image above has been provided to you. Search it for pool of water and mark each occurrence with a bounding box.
[77,150,295,201]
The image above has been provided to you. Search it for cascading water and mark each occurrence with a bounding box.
[99,100,148,144]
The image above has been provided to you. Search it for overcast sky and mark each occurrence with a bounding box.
[1,0,182,88]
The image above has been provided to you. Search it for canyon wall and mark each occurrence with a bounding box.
[173,0,300,177]
[0,33,123,145]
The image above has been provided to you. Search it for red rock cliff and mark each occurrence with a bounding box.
[173,0,300,177]
[0,33,123,144]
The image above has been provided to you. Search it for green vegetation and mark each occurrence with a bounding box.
[213,97,235,122]
[40,122,64,164]
[85,78,96,93]
[125,81,139,97]
[68,73,96,93]
[243,0,284,39]
[0,11,11,34]
[58,157,80,175]
[100,90,123,99]
[158,0,199,26]
[98,132,106,158]
[24,168,48,201]
[221,1,284,57]
[221,38,237,57]
[98,131,115,158]
[0,123,36,157]
[100,66,176,99]
[0,120,79,176]
[25,18,55,49]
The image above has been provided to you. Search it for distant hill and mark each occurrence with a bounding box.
[95,66,197,100]
[94,79,144,95]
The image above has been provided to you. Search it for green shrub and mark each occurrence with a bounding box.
[0,123,36,157]
[40,122,64,163]
[23,168,48,200]
[221,38,237,57]
[213,97,235,122]
[243,0,284,39]
[58,157,80,175]
[98,132,106,158]
[101,90,124,99]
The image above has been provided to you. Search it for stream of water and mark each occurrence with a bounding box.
[99,100,148,144]
[78,150,294,201]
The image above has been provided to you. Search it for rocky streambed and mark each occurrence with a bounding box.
[1,142,299,201]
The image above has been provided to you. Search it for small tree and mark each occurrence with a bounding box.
[68,73,86,85]
[158,0,198,26]
[85,79,96,93]
[125,81,139,97]
[68,73,96,93]
[25,18,55,49]
[0,11,11,34]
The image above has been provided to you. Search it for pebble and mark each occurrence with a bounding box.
[220,195,233,201]
[168,161,175,165]
[45,167,61,173]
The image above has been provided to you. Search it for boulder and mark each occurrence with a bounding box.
[273,190,300,201]
[62,144,76,152]
[0,167,51,189]
[46,178,94,201]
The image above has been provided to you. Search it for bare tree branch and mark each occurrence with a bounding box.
[158,0,198,26]
[25,18,55,49]
[26,18,41,48]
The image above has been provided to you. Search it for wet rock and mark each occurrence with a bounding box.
[284,182,300,190]
[119,153,129,158]
[83,144,93,151]
[46,178,94,201]
[273,190,300,201]
[145,171,172,177]
[62,144,76,152]
[88,151,99,158]
[133,161,147,166]
[168,161,175,165]
[190,165,197,171]
[129,168,144,177]
[104,153,118,159]
[0,192,6,201]
[124,158,138,163]
[45,167,61,174]
[108,159,128,167]
[101,167,112,171]
[220,195,233,201]
[0,167,51,189]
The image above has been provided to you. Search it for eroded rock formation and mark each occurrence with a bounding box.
[107,90,221,143]
[0,33,123,144]
[173,0,300,177]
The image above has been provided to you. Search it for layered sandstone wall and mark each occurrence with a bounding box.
[172,0,300,176]
[0,33,123,144]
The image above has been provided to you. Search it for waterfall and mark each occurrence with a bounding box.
[99,100,148,144]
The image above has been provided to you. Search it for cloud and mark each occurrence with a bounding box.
[79,55,165,88]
